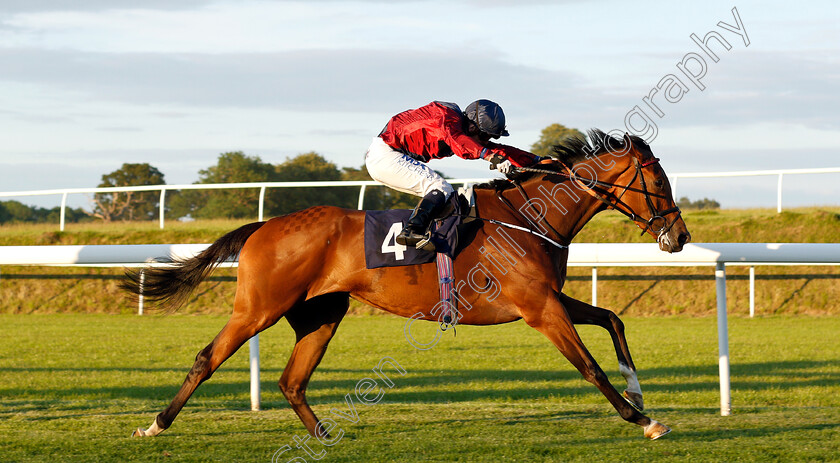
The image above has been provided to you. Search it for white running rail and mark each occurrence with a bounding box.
[669,167,840,213]
[0,178,489,231]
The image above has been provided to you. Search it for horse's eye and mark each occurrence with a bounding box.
[654,179,664,189]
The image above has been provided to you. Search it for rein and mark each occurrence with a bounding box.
[494,186,571,247]
[512,157,682,238]
[475,216,568,250]
[512,182,568,242]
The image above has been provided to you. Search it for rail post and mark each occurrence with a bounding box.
[60,192,68,231]
[258,186,266,221]
[357,185,367,210]
[159,189,166,229]
[715,261,731,416]
[749,266,755,318]
[591,267,598,306]
[671,176,679,201]
[777,174,783,213]
[249,335,260,411]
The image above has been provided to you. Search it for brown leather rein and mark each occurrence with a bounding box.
[498,157,682,243]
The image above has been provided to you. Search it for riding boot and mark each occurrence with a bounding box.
[396,190,447,249]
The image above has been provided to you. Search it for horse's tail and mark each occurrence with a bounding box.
[121,221,266,311]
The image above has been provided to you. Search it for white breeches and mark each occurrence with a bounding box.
[365,137,454,199]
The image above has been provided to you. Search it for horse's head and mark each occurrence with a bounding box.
[543,129,691,253]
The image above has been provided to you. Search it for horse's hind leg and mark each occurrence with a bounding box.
[132,311,276,437]
[279,293,349,438]
[559,293,644,411]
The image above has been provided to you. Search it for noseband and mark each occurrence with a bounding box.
[514,157,682,239]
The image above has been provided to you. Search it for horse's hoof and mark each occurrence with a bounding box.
[132,428,147,437]
[643,420,671,440]
[624,390,644,411]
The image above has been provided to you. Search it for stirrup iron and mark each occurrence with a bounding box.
[415,231,435,252]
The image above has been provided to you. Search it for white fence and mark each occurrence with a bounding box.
[3,242,840,416]
[2,166,840,231]
[669,167,840,213]
[0,178,488,231]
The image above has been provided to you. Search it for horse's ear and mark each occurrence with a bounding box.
[623,132,643,160]
[623,132,632,146]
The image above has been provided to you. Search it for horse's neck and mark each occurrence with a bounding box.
[534,180,604,242]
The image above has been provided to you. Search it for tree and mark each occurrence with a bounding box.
[0,200,90,224]
[91,163,165,222]
[0,200,36,222]
[180,152,278,219]
[677,196,720,210]
[270,152,354,215]
[530,123,585,157]
[341,165,417,210]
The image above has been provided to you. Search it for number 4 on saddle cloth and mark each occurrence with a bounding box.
[364,191,476,328]
[364,192,472,269]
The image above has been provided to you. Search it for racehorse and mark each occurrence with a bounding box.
[124,129,690,440]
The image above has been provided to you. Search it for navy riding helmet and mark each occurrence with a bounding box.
[464,99,510,138]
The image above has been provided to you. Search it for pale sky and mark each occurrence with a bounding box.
[1,0,838,209]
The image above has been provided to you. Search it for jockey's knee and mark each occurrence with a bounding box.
[426,183,454,199]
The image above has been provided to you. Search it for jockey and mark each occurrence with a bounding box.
[366,99,543,249]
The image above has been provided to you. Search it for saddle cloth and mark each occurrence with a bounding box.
[363,195,466,270]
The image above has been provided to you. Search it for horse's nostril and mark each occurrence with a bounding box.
[678,233,690,246]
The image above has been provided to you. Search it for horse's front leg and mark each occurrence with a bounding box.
[559,293,644,411]
[520,291,669,440]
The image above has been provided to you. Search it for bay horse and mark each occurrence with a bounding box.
[124,129,690,441]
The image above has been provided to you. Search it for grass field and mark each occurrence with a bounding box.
[1,313,838,462]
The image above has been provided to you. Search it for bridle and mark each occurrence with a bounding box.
[509,156,682,240]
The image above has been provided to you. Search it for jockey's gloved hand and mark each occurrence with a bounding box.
[497,160,515,174]
[486,153,503,166]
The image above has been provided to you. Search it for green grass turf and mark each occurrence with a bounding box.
[1,314,838,462]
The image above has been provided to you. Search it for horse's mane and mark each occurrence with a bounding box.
[476,128,652,191]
